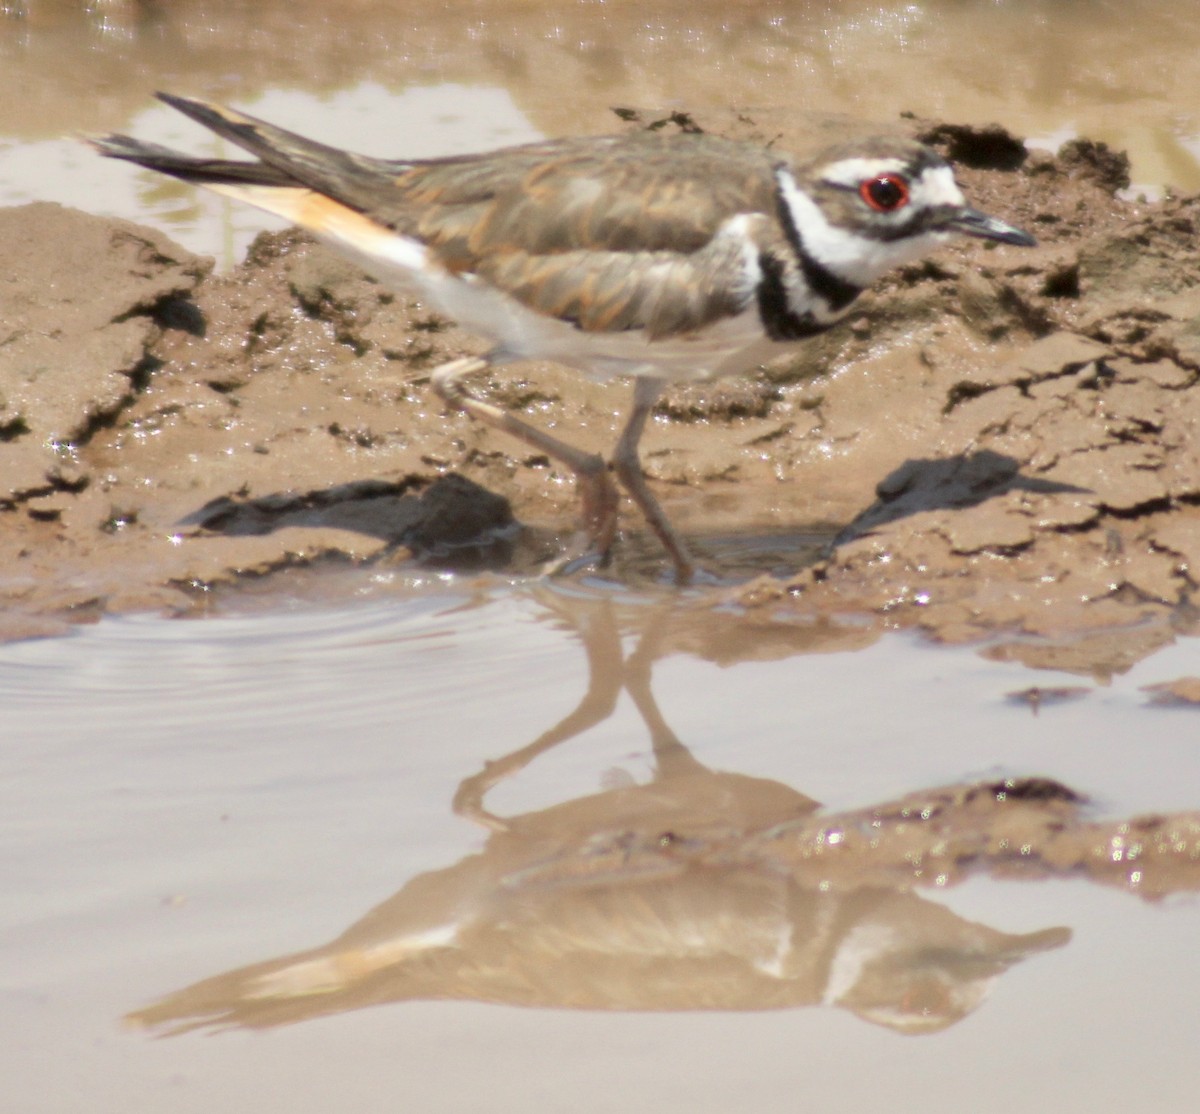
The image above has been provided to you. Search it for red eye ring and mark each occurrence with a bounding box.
[860,173,910,212]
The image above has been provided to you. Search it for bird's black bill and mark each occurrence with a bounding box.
[948,207,1037,247]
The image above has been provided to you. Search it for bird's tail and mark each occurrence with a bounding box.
[91,92,394,208]
[89,93,410,249]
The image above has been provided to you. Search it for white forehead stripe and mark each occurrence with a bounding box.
[820,156,911,188]
[915,164,966,207]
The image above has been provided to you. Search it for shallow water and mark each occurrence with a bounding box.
[6,1,1200,1109]
[4,582,1200,1110]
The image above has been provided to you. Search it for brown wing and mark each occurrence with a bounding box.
[97,96,781,335]
[371,134,780,335]
[469,235,762,337]
[379,133,778,263]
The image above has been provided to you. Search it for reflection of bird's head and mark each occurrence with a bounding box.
[824,917,1071,1034]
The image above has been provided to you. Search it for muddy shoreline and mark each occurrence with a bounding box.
[5,111,1200,673]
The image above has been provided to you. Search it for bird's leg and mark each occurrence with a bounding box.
[430,356,621,560]
[611,376,696,584]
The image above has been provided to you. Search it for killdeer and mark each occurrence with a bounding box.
[94,94,1035,582]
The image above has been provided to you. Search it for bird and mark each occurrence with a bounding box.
[93,94,1035,583]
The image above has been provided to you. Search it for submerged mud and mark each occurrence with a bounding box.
[4,113,1200,672]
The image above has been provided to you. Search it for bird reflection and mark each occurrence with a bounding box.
[130,586,1083,1035]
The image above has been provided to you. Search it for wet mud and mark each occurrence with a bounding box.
[5,112,1200,676]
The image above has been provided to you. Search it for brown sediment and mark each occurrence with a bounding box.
[5,114,1200,672]
[496,775,1200,904]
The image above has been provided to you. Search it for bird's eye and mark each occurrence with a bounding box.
[860,173,910,212]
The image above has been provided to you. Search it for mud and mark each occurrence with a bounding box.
[5,112,1200,671]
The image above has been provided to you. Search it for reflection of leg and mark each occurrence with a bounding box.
[622,604,709,778]
[431,356,620,558]
[452,598,625,830]
[611,376,695,584]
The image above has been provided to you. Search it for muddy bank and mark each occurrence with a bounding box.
[4,111,1200,670]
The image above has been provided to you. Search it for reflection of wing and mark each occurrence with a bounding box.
[94,95,783,336]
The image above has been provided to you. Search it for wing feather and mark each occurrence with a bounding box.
[95,95,783,336]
